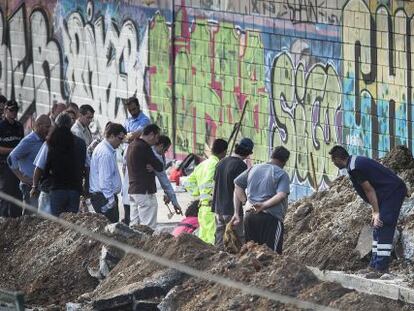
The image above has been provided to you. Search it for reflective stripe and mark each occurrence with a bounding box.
[200,194,212,200]
[372,241,378,246]
[372,249,377,253]
[377,244,393,250]
[199,182,214,190]
[349,156,356,170]
[377,250,391,256]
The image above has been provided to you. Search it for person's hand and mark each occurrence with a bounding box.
[30,186,39,198]
[253,202,266,213]
[371,212,383,228]
[230,214,241,226]
[173,204,183,215]
[163,194,171,205]
[146,164,154,172]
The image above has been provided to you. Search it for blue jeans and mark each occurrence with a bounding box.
[50,190,80,216]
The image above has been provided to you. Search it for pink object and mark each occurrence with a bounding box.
[172,216,199,237]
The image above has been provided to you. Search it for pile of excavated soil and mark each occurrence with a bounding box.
[283,145,414,274]
[1,214,413,310]
[0,213,108,306]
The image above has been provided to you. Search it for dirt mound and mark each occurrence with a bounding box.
[283,176,369,271]
[380,145,414,186]
[283,146,414,276]
[0,213,108,306]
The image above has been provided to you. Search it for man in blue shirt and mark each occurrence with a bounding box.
[329,145,407,277]
[7,114,51,211]
[121,97,151,224]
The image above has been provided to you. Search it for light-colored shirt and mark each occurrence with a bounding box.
[71,120,93,147]
[234,163,290,221]
[7,131,43,178]
[124,112,151,133]
[34,142,48,170]
[89,140,122,211]
[152,147,179,207]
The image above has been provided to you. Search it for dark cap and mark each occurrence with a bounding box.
[5,100,18,111]
[238,137,254,153]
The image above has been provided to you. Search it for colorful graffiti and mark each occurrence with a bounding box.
[0,0,413,200]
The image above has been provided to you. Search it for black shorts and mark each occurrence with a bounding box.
[244,211,284,254]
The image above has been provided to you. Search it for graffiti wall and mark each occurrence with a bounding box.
[0,0,413,200]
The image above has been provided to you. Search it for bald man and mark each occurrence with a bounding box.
[7,114,51,211]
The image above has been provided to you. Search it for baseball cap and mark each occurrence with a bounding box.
[238,137,254,153]
[5,100,18,111]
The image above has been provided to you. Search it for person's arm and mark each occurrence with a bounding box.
[7,141,32,184]
[98,155,116,204]
[146,147,164,172]
[253,192,288,212]
[30,166,43,198]
[230,169,249,225]
[360,180,383,228]
[0,146,13,155]
[231,185,247,225]
[155,170,182,213]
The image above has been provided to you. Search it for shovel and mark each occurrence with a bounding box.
[165,203,174,219]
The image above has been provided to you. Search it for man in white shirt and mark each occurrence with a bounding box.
[71,104,94,147]
[89,123,126,223]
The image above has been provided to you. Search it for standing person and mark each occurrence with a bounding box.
[49,103,66,125]
[7,115,51,211]
[66,102,79,118]
[121,97,151,224]
[329,145,407,277]
[213,138,254,248]
[89,123,126,223]
[232,146,290,254]
[184,139,228,244]
[152,135,182,215]
[32,113,86,216]
[71,104,94,147]
[0,100,24,217]
[0,95,7,119]
[127,124,163,229]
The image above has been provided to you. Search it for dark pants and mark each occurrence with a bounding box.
[123,204,130,225]
[370,185,407,272]
[215,214,244,248]
[244,211,284,254]
[50,189,80,216]
[0,164,22,217]
[104,201,119,224]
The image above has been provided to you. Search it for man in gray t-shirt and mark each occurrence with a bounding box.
[232,146,290,254]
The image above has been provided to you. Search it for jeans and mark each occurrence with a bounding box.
[38,191,51,214]
[20,183,38,214]
[0,163,22,217]
[50,189,80,216]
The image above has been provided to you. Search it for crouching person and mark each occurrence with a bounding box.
[231,146,290,254]
[89,123,127,223]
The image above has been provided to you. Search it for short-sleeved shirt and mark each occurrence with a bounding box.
[213,156,247,215]
[234,163,290,221]
[0,119,24,164]
[346,155,405,204]
[7,131,43,178]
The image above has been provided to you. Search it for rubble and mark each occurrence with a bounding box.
[0,146,414,310]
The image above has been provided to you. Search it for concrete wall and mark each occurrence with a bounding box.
[0,0,413,200]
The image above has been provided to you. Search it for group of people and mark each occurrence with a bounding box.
[0,95,408,278]
[0,97,181,231]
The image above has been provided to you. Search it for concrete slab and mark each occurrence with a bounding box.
[308,266,414,304]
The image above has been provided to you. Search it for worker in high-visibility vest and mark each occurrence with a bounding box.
[184,139,228,244]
